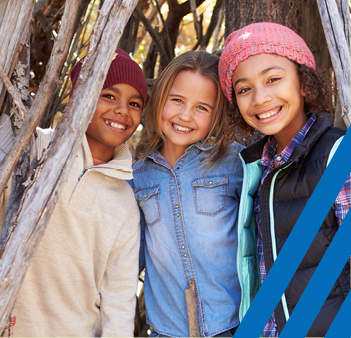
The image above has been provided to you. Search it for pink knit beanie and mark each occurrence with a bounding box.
[70,49,147,108]
[219,22,315,104]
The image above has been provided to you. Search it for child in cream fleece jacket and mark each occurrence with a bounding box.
[0,49,147,337]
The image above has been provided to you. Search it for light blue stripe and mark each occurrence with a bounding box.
[327,136,344,166]
[234,127,351,338]
[325,292,351,337]
[280,210,351,337]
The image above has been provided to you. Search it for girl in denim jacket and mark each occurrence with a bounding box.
[132,50,246,337]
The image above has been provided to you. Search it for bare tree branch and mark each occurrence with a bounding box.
[191,14,203,50]
[154,0,173,59]
[0,66,27,120]
[33,0,50,15]
[34,10,55,48]
[316,0,350,127]
[201,0,224,49]
[190,0,201,42]
[336,0,350,47]
[40,0,93,128]
[134,6,170,66]
[0,0,35,109]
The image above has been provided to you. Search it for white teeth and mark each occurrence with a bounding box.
[105,120,126,130]
[173,123,192,132]
[257,109,279,120]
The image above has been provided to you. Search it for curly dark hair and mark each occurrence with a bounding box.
[224,63,332,144]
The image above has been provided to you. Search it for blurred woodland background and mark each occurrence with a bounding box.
[0,0,350,336]
[27,0,349,135]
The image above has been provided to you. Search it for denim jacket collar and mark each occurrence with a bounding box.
[146,140,215,163]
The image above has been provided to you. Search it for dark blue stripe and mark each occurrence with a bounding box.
[325,292,351,337]
[234,128,351,338]
[280,211,351,337]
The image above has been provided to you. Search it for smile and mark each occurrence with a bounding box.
[256,107,281,120]
[104,119,127,130]
[172,123,192,132]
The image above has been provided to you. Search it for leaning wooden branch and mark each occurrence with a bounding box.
[190,0,201,43]
[134,6,170,65]
[35,10,55,48]
[0,66,28,120]
[154,0,173,58]
[0,2,79,198]
[0,0,79,331]
[316,0,350,128]
[336,0,350,47]
[0,0,139,333]
[33,0,50,15]
[202,0,224,48]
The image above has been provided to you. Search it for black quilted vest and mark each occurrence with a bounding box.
[241,113,349,337]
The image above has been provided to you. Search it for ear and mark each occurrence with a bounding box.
[300,88,306,97]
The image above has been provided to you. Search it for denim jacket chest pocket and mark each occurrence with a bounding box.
[135,185,161,226]
[192,175,228,216]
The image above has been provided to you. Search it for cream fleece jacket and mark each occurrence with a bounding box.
[0,128,140,337]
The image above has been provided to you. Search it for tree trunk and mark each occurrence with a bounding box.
[225,0,302,38]
[316,0,350,128]
[301,0,331,76]
[118,13,141,54]
[224,0,330,72]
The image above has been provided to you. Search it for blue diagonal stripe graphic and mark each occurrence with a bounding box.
[234,128,351,338]
[280,210,351,338]
[325,292,351,337]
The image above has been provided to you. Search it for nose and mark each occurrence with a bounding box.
[252,86,272,106]
[178,106,193,122]
[113,100,129,116]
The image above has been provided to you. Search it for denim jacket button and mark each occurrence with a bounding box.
[184,254,187,257]
[176,205,179,208]
[182,246,185,249]
[177,213,180,217]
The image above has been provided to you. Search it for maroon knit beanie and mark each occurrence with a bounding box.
[219,22,315,104]
[70,49,147,108]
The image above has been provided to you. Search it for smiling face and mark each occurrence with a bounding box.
[160,70,217,166]
[232,53,307,152]
[86,83,143,162]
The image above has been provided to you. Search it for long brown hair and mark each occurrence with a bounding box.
[136,50,230,166]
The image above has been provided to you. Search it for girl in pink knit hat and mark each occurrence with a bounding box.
[219,22,350,337]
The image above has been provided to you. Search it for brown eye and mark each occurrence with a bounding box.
[103,94,115,100]
[238,87,250,95]
[130,101,141,108]
[267,77,280,84]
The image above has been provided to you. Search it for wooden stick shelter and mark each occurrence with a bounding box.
[0,0,139,333]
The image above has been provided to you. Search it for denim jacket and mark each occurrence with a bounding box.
[132,141,244,337]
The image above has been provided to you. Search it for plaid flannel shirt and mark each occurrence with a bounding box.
[253,113,350,336]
